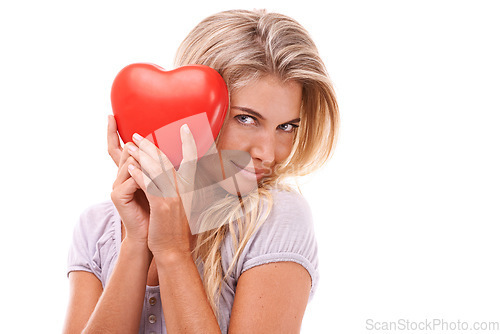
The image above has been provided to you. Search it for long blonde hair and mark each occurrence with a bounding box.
[174,9,339,321]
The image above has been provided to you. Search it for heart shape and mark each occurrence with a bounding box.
[111,63,229,169]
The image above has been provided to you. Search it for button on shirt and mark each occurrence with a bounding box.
[140,286,162,333]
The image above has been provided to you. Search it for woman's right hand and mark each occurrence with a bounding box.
[108,115,150,244]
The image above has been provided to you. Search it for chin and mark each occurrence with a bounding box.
[196,148,265,195]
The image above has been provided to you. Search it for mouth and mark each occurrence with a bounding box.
[231,160,264,180]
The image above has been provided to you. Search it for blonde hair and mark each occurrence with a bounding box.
[174,9,339,321]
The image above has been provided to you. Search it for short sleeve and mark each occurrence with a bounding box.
[237,189,319,302]
[67,200,121,287]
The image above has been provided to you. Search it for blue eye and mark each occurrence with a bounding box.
[279,123,299,133]
[235,114,257,126]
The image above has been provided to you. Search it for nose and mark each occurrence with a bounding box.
[249,131,276,167]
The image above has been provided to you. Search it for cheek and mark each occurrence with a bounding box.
[216,123,247,151]
[275,136,295,161]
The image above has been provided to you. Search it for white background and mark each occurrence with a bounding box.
[1,0,499,333]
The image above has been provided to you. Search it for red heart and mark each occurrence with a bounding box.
[111,63,229,169]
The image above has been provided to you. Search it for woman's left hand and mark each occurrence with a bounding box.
[126,124,198,256]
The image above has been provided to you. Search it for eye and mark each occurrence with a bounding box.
[235,114,257,126]
[278,123,299,133]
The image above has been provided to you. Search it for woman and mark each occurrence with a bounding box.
[63,9,339,333]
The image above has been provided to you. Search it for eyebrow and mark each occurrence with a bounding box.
[231,106,301,124]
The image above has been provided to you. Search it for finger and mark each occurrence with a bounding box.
[127,141,176,196]
[128,141,170,180]
[132,133,175,173]
[113,155,139,190]
[177,124,198,187]
[118,142,137,169]
[127,163,166,199]
[112,175,141,201]
[107,115,122,167]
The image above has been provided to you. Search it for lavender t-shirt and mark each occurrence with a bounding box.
[67,188,319,333]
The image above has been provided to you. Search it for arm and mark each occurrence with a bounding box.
[228,261,312,333]
[62,271,103,333]
[81,239,152,333]
[155,251,221,333]
[63,239,152,334]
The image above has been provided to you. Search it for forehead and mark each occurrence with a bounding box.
[230,76,302,119]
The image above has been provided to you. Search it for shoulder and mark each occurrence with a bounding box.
[251,187,316,249]
[265,187,314,228]
[73,200,121,252]
[67,200,122,284]
[77,200,120,236]
[235,187,319,300]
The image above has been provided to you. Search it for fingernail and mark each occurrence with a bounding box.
[181,124,190,134]
[128,164,135,171]
[128,145,137,153]
[133,133,143,142]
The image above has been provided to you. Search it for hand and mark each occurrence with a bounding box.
[108,115,150,244]
[126,124,198,256]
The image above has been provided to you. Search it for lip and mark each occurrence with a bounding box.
[231,160,265,180]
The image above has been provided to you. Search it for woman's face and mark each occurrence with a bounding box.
[205,75,302,195]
